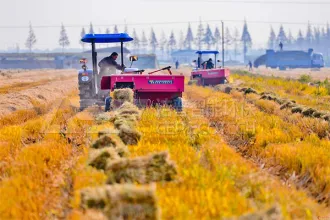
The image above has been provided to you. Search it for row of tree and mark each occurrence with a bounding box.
[25,22,70,53]
[25,21,330,61]
[77,21,252,60]
[268,23,330,56]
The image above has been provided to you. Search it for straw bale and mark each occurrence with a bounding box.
[188,80,198,85]
[291,106,304,114]
[88,148,121,170]
[117,102,141,116]
[113,89,134,103]
[118,125,141,145]
[244,88,258,95]
[106,151,177,184]
[92,134,123,149]
[302,108,317,117]
[237,205,282,220]
[80,185,159,220]
[280,101,296,110]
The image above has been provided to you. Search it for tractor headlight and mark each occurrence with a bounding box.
[81,76,89,82]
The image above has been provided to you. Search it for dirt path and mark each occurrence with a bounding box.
[0,69,76,87]
[0,76,76,95]
[0,70,78,117]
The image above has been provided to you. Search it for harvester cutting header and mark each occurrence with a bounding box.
[78,33,184,111]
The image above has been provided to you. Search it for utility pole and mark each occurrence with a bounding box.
[16,43,20,53]
[221,21,225,68]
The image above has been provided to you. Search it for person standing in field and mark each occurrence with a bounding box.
[175,60,180,69]
[279,42,283,51]
[248,60,253,71]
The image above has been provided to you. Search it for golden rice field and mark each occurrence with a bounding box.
[0,69,329,219]
[231,69,330,111]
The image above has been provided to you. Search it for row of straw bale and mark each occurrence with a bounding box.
[80,89,177,219]
[223,86,330,123]
[260,93,330,121]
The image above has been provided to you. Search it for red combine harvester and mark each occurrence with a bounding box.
[79,33,184,111]
[190,51,230,86]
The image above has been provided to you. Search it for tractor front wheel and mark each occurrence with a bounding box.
[79,99,96,111]
[79,83,95,111]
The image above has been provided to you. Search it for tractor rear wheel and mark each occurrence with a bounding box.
[173,97,183,112]
[220,78,228,84]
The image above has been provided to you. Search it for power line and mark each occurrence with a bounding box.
[145,0,330,4]
[0,19,328,29]
[203,0,330,4]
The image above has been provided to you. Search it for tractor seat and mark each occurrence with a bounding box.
[123,68,141,74]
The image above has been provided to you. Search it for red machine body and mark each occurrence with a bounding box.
[101,73,184,105]
[190,68,230,86]
[190,50,230,86]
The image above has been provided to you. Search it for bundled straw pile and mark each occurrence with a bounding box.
[106,152,177,184]
[232,86,330,122]
[81,185,159,220]
[188,80,198,85]
[79,95,177,219]
[237,205,282,220]
[113,102,142,145]
[88,148,121,170]
[113,88,134,107]
[89,133,129,169]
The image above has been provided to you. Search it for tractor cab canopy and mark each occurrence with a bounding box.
[81,33,134,74]
[196,50,219,55]
[195,50,220,69]
[81,33,133,43]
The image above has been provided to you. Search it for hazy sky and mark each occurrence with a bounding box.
[0,0,329,50]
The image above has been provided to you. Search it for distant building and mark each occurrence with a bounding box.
[84,46,131,54]
[171,50,197,65]
[0,46,158,70]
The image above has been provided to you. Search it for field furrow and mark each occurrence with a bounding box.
[128,106,328,218]
[1,68,330,219]
[0,96,94,219]
[185,84,330,207]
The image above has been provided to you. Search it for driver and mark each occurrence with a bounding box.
[98,52,126,112]
[98,52,125,72]
[201,58,214,69]
[206,58,214,69]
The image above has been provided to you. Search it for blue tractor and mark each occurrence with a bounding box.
[254,48,325,70]
[78,33,182,112]
[78,33,133,110]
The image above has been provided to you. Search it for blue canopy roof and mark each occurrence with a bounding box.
[81,33,134,43]
[196,50,219,55]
